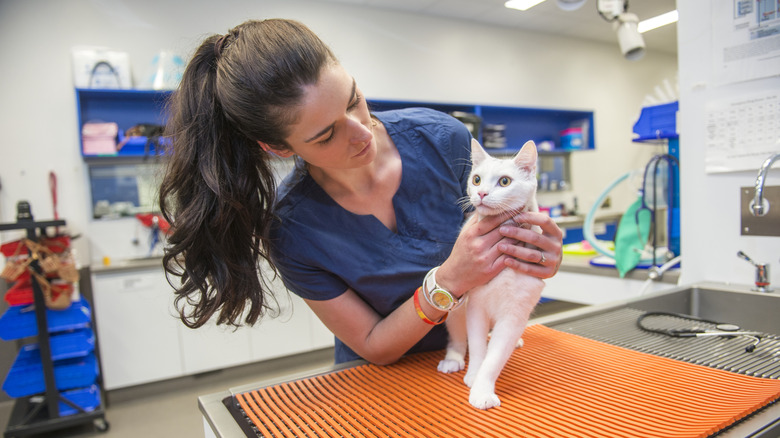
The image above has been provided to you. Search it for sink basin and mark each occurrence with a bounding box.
[535,282,779,332]
[532,282,780,438]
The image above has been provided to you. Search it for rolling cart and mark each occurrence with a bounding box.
[1,203,108,437]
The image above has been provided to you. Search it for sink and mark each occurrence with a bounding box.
[535,282,779,332]
[532,282,780,438]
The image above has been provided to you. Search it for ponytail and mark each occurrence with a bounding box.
[160,19,335,328]
[160,33,280,328]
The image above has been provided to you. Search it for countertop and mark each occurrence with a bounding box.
[199,283,780,438]
[90,256,163,274]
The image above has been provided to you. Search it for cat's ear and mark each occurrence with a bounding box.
[471,138,490,166]
[514,140,538,173]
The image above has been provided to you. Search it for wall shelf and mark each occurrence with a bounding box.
[75,89,595,160]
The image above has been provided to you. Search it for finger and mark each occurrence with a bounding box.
[471,213,509,235]
[500,225,548,250]
[498,241,544,264]
[512,212,563,239]
[503,255,557,279]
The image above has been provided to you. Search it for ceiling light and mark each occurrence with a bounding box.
[614,12,645,60]
[505,0,547,11]
[638,10,678,33]
[556,0,587,11]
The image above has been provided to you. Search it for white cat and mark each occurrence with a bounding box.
[438,138,545,410]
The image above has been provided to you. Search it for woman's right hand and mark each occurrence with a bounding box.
[435,213,515,297]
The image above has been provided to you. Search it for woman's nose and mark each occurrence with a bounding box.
[348,116,373,144]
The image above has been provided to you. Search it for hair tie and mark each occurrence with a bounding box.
[214,29,241,58]
[214,34,230,58]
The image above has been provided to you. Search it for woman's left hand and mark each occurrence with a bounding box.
[497,211,563,279]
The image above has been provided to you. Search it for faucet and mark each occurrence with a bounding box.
[737,251,772,292]
[750,151,780,216]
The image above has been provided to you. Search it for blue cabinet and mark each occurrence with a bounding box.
[76,89,171,160]
[75,89,595,160]
[369,99,594,154]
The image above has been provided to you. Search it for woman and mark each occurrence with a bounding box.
[160,18,563,365]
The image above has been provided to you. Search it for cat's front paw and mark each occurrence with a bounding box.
[515,338,524,349]
[437,358,465,374]
[469,389,501,410]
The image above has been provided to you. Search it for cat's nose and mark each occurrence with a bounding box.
[479,192,487,200]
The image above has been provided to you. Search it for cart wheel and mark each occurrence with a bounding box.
[94,418,110,432]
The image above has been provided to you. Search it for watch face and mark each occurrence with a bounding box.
[431,289,454,310]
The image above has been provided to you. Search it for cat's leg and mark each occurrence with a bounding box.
[462,304,490,388]
[468,320,526,410]
[438,305,467,373]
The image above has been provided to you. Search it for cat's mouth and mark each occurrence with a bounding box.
[475,200,526,217]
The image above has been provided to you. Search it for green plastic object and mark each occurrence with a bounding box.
[614,198,652,278]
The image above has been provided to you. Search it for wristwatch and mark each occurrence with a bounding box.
[423,267,463,311]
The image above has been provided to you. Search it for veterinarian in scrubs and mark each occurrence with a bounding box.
[159,19,563,365]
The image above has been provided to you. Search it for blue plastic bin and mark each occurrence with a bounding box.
[2,345,98,398]
[0,299,92,341]
[632,101,679,141]
[59,385,101,416]
[49,328,95,361]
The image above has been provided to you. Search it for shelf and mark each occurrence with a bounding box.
[76,88,171,160]
[76,90,595,160]
[369,99,594,153]
[1,218,108,436]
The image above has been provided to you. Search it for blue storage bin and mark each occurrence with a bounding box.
[59,385,101,417]
[632,101,679,141]
[0,299,92,341]
[2,345,98,398]
[49,329,95,361]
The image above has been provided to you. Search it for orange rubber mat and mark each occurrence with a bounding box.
[233,325,780,437]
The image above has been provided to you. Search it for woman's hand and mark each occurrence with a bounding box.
[498,211,563,279]
[436,213,515,297]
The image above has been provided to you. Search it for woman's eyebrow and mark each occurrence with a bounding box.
[304,78,357,144]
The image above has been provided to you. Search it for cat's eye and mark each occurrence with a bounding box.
[472,175,481,186]
[499,177,512,187]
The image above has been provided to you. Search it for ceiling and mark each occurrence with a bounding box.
[316,0,678,55]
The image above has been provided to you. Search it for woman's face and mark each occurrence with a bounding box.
[283,63,376,171]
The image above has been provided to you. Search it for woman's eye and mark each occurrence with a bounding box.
[499,177,511,187]
[472,175,481,185]
[317,130,335,145]
[348,94,362,111]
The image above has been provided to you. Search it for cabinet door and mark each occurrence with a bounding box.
[178,318,253,375]
[249,293,314,362]
[92,270,184,390]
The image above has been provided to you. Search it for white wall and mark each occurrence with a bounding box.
[0,0,676,265]
[677,1,780,288]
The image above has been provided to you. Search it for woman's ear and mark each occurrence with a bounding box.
[258,141,294,158]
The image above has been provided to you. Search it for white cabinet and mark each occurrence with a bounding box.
[91,264,334,390]
[178,320,254,375]
[542,271,676,305]
[91,269,184,390]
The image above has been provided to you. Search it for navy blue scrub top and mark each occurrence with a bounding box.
[270,107,472,363]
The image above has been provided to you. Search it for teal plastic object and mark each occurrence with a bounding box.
[614,198,652,278]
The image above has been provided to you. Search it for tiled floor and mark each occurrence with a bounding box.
[0,300,584,437]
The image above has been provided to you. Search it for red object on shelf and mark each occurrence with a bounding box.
[135,213,171,234]
[4,278,73,307]
[1,236,72,257]
[5,278,32,306]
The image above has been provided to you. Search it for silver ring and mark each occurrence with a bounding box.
[539,252,546,265]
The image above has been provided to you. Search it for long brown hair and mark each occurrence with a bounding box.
[159,19,336,328]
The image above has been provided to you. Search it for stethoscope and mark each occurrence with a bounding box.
[637,311,763,353]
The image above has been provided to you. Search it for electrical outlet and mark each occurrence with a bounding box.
[741,185,780,237]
